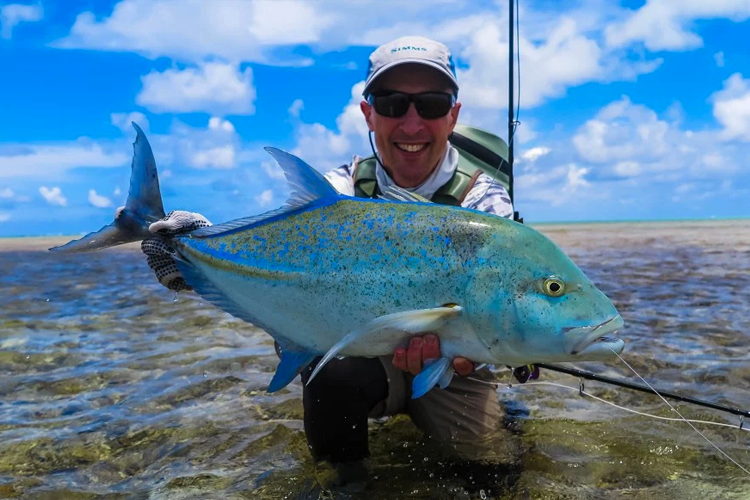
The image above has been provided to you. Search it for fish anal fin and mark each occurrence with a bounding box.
[412,357,452,398]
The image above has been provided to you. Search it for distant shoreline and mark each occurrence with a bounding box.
[2,218,747,252]
[0,237,141,252]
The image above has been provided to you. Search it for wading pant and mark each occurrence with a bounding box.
[301,356,503,464]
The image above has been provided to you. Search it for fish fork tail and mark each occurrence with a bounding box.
[49,122,166,253]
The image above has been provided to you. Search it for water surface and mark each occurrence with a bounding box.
[1,220,749,499]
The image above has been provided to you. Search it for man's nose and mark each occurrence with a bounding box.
[399,104,425,135]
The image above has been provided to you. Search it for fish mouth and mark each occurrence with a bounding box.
[563,315,625,359]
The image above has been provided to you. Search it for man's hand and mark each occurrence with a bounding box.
[392,334,474,376]
[141,210,211,292]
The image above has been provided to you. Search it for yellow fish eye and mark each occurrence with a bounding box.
[542,277,566,297]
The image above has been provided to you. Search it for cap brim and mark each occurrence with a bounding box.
[363,59,459,96]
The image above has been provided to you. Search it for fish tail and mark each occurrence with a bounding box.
[49,123,167,253]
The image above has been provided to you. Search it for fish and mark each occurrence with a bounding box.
[51,123,625,398]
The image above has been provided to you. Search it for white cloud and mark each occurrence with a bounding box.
[248,0,336,45]
[114,187,122,196]
[521,147,551,164]
[254,189,274,207]
[88,189,113,208]
[158,118,242,170]
[111,111,149,132]
[714,51,725,67]
[459,19,604,109]
[573,96,672,164]
[0,212,9,222]
[288,99,304,118]
[208,117,235,133]
[0,3,42,40]
[0,141,129,178]
[190,146,236,169]
[137,62,256,115]
[710,73,750,142]
[605,0,750,51]
[39,186,67,207]
[0,187,14,198]
[516,163,594,207]
[54,0,334,64]
[290,82,370,172]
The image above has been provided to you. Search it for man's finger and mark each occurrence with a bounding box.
[452,357,474,377]
[422,334,440,362]
[406,337,423,375]
[392,348,407,371]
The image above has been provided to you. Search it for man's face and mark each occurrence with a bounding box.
[361,64,461,188]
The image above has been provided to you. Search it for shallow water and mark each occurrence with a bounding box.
[1,220,750,499]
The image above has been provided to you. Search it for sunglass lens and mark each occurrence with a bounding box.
[374,93,410,118]
[414,93,453,119]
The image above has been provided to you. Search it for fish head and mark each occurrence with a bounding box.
[465,223,624,366]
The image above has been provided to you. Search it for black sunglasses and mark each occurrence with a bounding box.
[367,91,456,120]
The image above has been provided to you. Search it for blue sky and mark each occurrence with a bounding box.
[1,0,749,237]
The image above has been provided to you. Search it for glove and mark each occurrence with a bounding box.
[141,210,211,292]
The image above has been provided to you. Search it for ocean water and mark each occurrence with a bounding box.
[1,220,750,499]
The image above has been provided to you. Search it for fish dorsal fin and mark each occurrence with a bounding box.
[379,185,432,204]
[127,122,166,221]
[191,148,338,238]
[264,147,339,209]
[191,207,301,238]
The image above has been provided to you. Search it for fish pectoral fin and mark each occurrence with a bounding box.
[412,357,452,398]
[306,306,463,385]
[268,345,317,393]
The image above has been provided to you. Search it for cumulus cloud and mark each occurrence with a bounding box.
[605,0,750,51]
[710,73,750,142]
[290,82,370,171]
[254,189,274,207]
[88,189,113,208]
[137,62,256,115]
[0,187,14,198]
[111,111,149,132]
[714,51,725,67]
[0,212,9,222]
[54,0,333,64]
[39,186,67,207]
[288,99,304,118]
[572,96,672,165]
[0,141,129,178]
[0,3,42,40]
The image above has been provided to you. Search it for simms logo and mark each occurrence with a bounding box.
[390,46,427,53]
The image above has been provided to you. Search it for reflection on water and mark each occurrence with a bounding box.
[1,220,749,499]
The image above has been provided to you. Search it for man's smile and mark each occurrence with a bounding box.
[394,142,429,153]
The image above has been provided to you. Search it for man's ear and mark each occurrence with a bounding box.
[448,101,461,132]
[360,100,375,132]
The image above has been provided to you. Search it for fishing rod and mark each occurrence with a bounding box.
[523,363,750,420]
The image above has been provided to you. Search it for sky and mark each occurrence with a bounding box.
[0,0,749,237]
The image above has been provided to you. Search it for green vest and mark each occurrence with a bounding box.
[354,124,511,206]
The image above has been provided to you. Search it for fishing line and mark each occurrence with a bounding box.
[611,350,750,477]
[467,375,750,433]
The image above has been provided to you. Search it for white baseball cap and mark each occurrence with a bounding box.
[363,36,459,96]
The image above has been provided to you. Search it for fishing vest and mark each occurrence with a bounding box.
[353,124,511,206]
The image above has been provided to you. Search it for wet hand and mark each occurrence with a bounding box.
[392,334,474,376]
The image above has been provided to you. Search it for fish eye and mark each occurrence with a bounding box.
[542,277,566,297]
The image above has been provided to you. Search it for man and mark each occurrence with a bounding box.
[143,36,514,486]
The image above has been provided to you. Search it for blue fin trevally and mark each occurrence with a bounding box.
[51,123,625,398]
